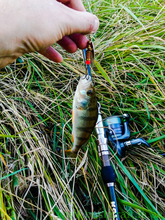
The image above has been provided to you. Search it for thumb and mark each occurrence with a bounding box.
[70,12,99,35]
[58,4,99,37]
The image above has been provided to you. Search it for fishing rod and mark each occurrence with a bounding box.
[95,102,120,220]
[95,103,159,219]
[83,41,120,219]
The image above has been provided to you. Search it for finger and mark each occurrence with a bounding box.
[0,56,17,69]
[69,34,88,49]
[57,36,77,53]
[39,46,63,62]
[57,0,85,11]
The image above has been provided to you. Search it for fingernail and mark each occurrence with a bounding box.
[91,16,99,33]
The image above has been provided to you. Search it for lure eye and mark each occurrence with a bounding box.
[87,89,93,96]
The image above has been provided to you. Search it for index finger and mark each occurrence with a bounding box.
[57,0,85,11]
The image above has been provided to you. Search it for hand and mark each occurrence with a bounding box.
[0,0,99,68]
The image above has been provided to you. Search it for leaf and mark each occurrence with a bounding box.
[0,153,7,169]
[94,60,116,89]
[148,135,165,144]
[118,199,162,218]
[0,168,28,181]
[109,148,163,218]
[0,207,11,220]
[119,4,146,30]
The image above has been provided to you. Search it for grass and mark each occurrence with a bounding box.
[0,0,165,219]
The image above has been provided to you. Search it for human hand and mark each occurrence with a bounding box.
[0,0,99,68]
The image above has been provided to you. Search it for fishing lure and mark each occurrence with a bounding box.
[83,38,94,77]
[65,75,98,157]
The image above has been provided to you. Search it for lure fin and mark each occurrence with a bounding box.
[72,111,73,123]
[71,134,74,143]
[65,149,77,158]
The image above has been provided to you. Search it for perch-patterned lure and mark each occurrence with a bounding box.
[65,75,97,157]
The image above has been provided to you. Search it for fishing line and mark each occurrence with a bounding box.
[62,117,72,170]
[82,38,93,78]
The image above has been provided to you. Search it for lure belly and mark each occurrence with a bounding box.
[65,75,98,157]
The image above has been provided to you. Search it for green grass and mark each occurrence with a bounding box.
[0,0,165,219]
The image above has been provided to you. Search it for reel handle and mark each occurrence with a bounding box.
[123,138,150,148]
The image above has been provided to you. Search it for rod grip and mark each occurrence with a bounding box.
[101,166,116,184]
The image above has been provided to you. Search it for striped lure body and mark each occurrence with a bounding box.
[65,75,98,157]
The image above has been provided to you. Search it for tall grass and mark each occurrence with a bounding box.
[0,0,165,219]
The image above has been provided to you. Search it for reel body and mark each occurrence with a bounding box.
[103,114,150,158]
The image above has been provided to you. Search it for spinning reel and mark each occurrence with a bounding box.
[103,114,150,158]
